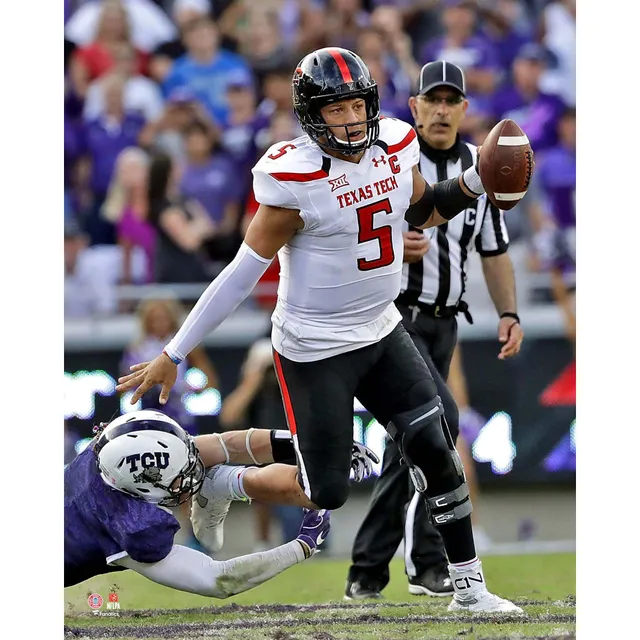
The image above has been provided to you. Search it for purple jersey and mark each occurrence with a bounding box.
[538,145,576,230]
[493,88,566,151]
[179,155,242,224]
[421,35,500,118]
[64,444,179,587]
[537,144,575,275]
[82,113,147,195]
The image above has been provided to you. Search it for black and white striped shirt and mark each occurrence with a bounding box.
[398,135,509,309]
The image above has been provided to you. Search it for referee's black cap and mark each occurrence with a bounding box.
[417,61,466,97]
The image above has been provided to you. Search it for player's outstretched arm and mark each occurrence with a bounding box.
[405,161,485,230]
[195,430,379,482]
[112,509,330,598]
[116,204,303,404]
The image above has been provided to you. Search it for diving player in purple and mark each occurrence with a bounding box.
[65,410,375,596]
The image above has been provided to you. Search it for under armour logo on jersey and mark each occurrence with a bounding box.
[124,452,170,473]
[372,155,387,167]
[329,173,350,192]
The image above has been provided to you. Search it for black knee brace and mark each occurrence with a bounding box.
[388,397,472,526]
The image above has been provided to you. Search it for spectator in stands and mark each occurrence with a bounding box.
[121,297,219,433]
[479,0,534,80]
[147,151,216,283]
[65,0,176,55]
[421,0,500,135]
[421,1,500,97]
[366,8,420,96]
[221,78,272,199]
[84,41,164,122]
[64,219,147,318]
[537,0,575,106]
[69,0,150,98]
[149,0,214,84]
[236,7,293,85]
[102,147,156,284]
[322,0,370,53]
[532,107,576,348]
[138,86,217,164]
[78,72,147,246]
[493,43,566,151]
[362,55,412,122]
[162,16,254,125]
[65,82,86,217]
[256,66,296,121]
[180,121,243,264]
[216,0,327,58]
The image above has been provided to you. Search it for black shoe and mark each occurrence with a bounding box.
[344,580,383,601]
[408,566,454,597]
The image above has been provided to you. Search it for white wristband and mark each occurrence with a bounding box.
[213,433,230,464]
[462,166,485,196]
[245,428,260,465]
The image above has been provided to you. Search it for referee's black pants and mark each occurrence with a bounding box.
[347,303,459,590]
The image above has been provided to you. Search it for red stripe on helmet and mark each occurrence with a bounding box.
[327,49,354,83]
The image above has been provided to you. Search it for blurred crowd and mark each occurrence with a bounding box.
[64,0,576,321]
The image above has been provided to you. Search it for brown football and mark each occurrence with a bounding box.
[478,119,534,211]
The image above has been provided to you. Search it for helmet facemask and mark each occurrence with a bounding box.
[297,86,380,156]
[155,438,205,507]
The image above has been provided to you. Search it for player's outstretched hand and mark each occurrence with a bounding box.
[351,442,380,482]
[115,353,178,405]
[296,509,331,558]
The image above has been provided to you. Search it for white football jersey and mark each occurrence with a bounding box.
[252,117,420,362]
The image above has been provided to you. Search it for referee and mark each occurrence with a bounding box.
[345,61,525,600]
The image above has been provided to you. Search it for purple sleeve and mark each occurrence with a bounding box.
[106,499,180,563]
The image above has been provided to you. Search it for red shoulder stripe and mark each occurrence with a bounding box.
[387,128,417,154]
[269,156,332,183]
[269,168,328,182]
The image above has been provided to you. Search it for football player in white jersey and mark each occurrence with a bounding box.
[117,48,524,613]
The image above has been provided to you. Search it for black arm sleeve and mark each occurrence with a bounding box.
[405,176,480,227]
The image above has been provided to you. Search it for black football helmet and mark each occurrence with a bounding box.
[292,47,380,156]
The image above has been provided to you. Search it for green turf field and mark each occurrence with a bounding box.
[64,553,575,639]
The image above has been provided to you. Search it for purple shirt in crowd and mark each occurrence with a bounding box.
[65,114,84,188]
[537,145,576,230]
[536,143,576,275]
[117,206,157,283]
[64,444,180,587]
[493,88,566,151]
[421,35,501,119]
[488,29,532,77]
[82,113,146,195]
[179,155,243,224]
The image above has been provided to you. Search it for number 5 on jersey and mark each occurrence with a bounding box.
[356,198,395,271]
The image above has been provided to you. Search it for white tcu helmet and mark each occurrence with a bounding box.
[94,410,204,506]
